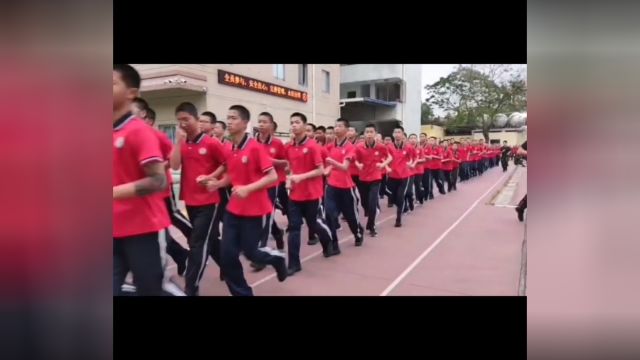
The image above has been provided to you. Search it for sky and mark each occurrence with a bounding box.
[421,64,459,116]
[421,64,527,117]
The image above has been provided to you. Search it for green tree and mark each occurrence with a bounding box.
[420,102,434,124]
[424,65,527,141]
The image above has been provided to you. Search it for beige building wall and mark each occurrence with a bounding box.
[420,125,445,139]
[418,125,527,145]
[472,130,527,145]
[132,64,340,134]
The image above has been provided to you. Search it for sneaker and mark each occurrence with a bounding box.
[272,256,288,282]
[176,251,188,277]
[516,207,525,222]
[250,262,267,272]
[307,235,319,245]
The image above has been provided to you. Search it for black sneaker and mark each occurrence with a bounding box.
[387,202,394,208]
[516,207,524,222]
[176,252,188,277]
[250,262,267,272]
[324,246,341,257]
[394,219,402,227]
[355,235,364,247]
[273,257,288,282]
[307,235,319,245]
[369,228,378,237]
[286,266,301,277]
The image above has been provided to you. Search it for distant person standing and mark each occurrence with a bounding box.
[515,140,527,221]
[500,141,511,172]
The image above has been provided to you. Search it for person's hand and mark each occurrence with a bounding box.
[176,128,187,142]
[196,175,209,186]
[289,174,303,184]
[205,179,220,192]
[326,158,339,167]
[231,185,250,199]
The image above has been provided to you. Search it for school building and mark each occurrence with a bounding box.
[132,64,341,142]
[339,64,423,137]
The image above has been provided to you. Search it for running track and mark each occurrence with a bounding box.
[166,164,527,296]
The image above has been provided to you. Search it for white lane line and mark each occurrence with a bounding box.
[380,171,511,296]
[250,214,396,288]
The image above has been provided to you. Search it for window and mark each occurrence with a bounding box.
[298,64,308,86]
[347,91,356,98]
[322,70,330,93]
[159,124,176,143]
[360,84,371,97]
[375,82,402,102]
[273,64,285,80]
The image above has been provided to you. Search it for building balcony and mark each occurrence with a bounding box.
[340,64,404,84]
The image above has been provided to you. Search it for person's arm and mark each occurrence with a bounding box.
[114,129,168,200]
[288,145,325,184]
[199,164,226,182]
[114,161,167,200]
[232,169,277,199]
[324,165,334,176]
[353,147,364,170]
[326,156,351,171]
[206,172,230,191]
[272,158,289,168]
[169,129,186,170]
[407,147,418,168]
[289,166,324,184]
[378,152,393,169]
[197,164,227,187]
[272,141,288,168]
[197,140,229,184]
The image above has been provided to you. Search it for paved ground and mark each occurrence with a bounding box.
[164,163,527,296]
